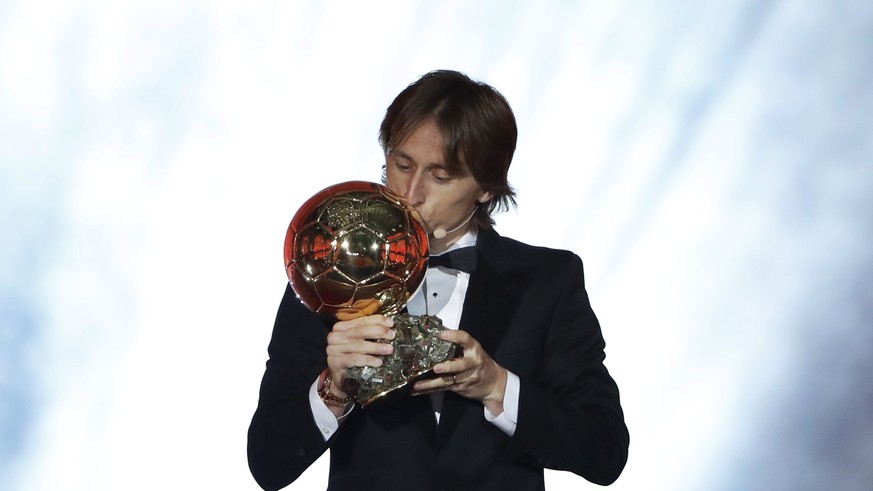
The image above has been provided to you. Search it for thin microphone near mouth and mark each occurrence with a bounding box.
[432,208,477,240]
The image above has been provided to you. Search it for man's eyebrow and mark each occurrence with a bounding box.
[391,149,414,160]
[391,149,448,169]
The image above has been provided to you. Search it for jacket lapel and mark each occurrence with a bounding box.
[435,228,531,445]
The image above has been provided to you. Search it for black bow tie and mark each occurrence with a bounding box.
[428,247,477,273]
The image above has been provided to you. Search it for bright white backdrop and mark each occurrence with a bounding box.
[2,1,872,490]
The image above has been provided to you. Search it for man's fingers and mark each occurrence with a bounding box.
[439,329,470,347]
[328,323,394,343]
[328,353,385,371]
[345,353,385,368]
[333,314,394,332]
[326,338,394,357]
[434,358,469,375]
[412,375,455,395]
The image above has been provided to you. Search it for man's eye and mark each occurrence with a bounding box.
[433,173,452,183]
[395,161,411,171]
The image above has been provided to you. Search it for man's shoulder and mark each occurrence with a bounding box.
[482,229,581,268]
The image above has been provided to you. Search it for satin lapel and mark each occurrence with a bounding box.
[435,229,530,445]
[457,250,527,356]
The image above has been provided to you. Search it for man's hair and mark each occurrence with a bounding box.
[379,69,517,229]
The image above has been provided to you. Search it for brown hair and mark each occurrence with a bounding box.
[379,70,517,229]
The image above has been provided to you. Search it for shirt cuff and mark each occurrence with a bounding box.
[483,370,519,436]
[308,377,353,441]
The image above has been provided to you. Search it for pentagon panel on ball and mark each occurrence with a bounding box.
[284,181,429,318]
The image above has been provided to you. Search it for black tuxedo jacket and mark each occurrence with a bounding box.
[248,229,629,490]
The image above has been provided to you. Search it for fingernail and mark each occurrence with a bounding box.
[385,317,394,327]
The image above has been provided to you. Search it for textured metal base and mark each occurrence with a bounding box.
[342,313,458,408]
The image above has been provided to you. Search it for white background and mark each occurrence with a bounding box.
[2,1,872,490]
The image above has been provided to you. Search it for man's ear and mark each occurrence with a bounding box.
[477,190,493,204]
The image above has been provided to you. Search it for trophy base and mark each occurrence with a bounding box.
[342,313,457,408]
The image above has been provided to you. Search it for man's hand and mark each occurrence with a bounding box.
[326,300,394,401]
[412,330,508,415]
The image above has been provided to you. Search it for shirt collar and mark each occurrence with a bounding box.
[440,229,478,254]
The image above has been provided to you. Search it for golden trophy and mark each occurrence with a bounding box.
[284,181,457,407]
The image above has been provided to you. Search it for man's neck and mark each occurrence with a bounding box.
[431,228,477,255]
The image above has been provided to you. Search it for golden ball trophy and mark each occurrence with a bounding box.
[284,181,457,407]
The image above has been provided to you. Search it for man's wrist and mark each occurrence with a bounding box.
[482,367,508,414]
[318,369,355,407]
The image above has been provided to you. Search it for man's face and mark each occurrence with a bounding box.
[385,120,491,252]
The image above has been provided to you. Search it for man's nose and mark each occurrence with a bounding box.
[402,173,425,206]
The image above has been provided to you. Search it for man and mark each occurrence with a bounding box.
[248,70,629,490]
